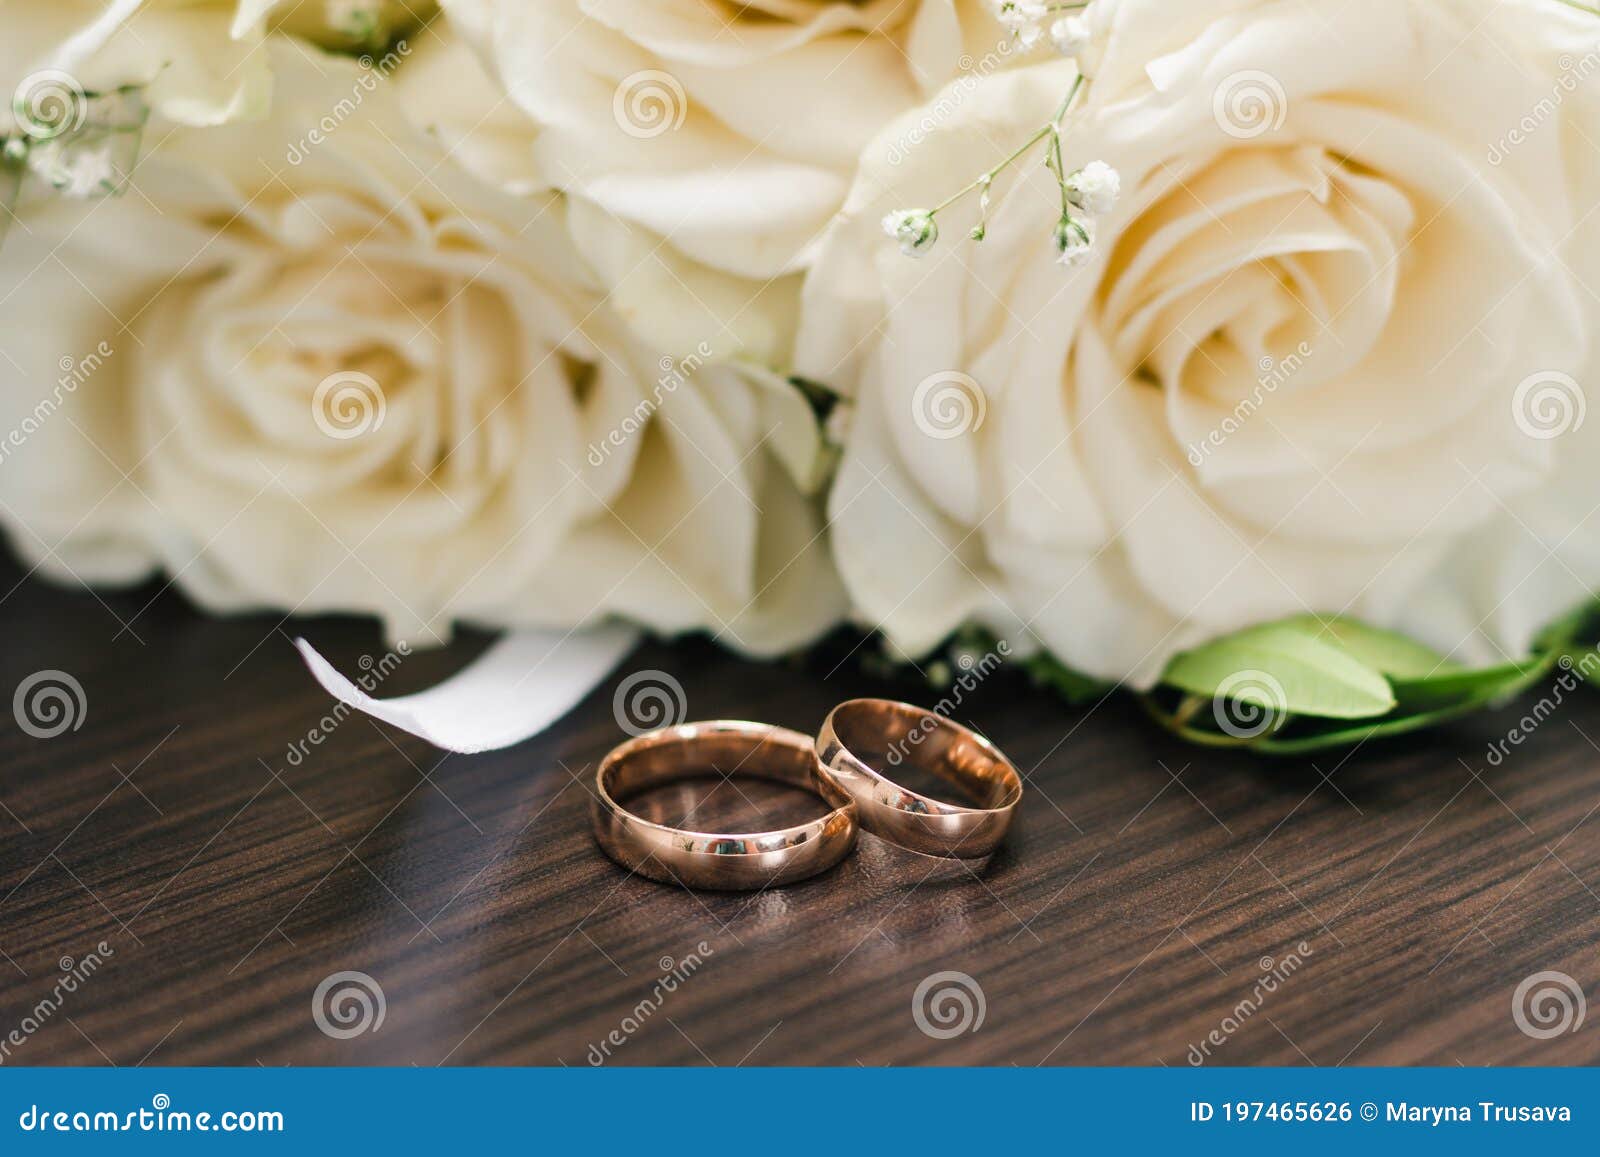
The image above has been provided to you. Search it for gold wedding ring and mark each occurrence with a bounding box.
[592,720,858,890]
[815,698,1022,859]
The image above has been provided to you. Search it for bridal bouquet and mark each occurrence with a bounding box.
[3,0,1599,753]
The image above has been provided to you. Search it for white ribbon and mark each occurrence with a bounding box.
[295,625,641,753]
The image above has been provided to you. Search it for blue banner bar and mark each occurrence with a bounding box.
[0,1068,1594,1151]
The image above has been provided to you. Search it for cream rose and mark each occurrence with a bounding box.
[799,0,1600,684]
[0,36,843,654]
[434,0,1009,364]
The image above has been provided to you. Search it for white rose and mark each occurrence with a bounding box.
[393,15,546,196]
[0,37,844,654]
[799,0,1599,684]
[434,0,1003,364]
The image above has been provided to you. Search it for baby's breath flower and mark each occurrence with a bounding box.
[886,2,1107,267]
[1064,160,1120,215]
[29,140,117,197]
[992,1,1047,27]
[1054,215,1095,267]
[992,1,1047,46]
[326,0,387,44]
[882,208,939,257]
[1050,14,1093,59]
[59,147,117,197]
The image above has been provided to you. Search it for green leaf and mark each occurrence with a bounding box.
[1247,701,1494,753]
[1161,620,1396,720]
[1280,614,1456,680]
[1254,660,1560,753]
[1390,659,1546,708]
[1559,648,1600,684]
[1534,597,1600,651]
[1117,599,1600,754]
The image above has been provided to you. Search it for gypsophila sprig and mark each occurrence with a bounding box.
[1050,14,1093,58]
[991,2,1048,48]
[37,142,117,197]
[1054,215,1094,265]
[990,0,1096,50]
[882,208,939,257]
[1,84,148,249]
[1064,159,1119,214]
[883,2,1117,270]
[326,0,390,49]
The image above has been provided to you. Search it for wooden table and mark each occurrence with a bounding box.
[2,557,1597,1066]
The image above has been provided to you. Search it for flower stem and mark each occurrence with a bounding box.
[1053,73,1086,126]
[929,70,1090,219]
[930,123,1054,215]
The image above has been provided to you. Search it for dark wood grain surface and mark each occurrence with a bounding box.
[1,553,1598,1067]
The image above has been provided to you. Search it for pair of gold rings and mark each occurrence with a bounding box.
[590,699,1023,890]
